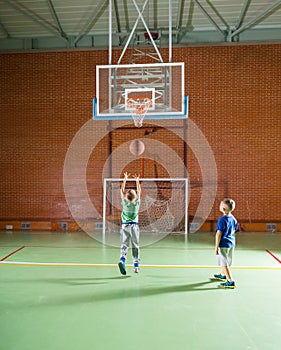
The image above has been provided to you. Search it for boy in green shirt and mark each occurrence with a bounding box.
[118,172,141,275]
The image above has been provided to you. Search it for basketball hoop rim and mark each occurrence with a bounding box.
[93,96,189,120]
[126,96,152,109]
[125,97,152,127]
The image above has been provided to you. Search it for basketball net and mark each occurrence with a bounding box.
[126,97,152,128]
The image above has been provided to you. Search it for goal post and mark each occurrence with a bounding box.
[102,178,188,243]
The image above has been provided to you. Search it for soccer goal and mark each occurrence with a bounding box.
[103,178,188,240]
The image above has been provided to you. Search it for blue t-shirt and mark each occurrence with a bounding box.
[216,214,238,248]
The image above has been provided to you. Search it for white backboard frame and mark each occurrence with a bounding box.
[93,62,188,120]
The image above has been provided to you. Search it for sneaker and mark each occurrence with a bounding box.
[219,281,236,289]
[212,273,227,281]
[118,261,126,275]
[134,263,139,273]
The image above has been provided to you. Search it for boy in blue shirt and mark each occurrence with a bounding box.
[118,172,141,275]
[213,198,238,289]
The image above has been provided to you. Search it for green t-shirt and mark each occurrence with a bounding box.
[121,196,140,223]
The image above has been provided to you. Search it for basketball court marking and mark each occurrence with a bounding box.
[1,261,281,270]
[0,246,25,261]
[266,249,281,264]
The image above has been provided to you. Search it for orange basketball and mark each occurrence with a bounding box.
[129,140,145,156]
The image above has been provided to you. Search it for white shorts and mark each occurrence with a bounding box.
[218,247,234,267]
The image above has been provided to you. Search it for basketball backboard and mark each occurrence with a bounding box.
[93,62,188,121]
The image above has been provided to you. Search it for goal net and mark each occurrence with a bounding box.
[103,178,188,243]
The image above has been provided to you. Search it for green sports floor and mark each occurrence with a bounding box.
[1,231,281,350]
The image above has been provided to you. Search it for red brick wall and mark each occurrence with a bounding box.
[0,44,280,226]
[182,44,281,223]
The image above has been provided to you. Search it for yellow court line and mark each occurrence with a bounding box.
[0,261,281,270]
[0,261,116,267]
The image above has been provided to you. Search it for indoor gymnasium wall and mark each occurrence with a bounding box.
[180,44,281,230]
[0,43,280,231]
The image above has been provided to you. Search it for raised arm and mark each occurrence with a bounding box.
[121,172,129,196]
[134,174,141,197]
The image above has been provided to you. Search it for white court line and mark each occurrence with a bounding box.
[0,261,281,270]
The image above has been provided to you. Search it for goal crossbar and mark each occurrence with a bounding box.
[103,178,188,239]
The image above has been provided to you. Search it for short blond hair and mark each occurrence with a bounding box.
[125,189,137,202]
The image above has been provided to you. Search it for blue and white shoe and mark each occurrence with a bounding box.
[212,273,227,281]
[219,280,236,289]
[118,258,126,275]
[134,263,139,273]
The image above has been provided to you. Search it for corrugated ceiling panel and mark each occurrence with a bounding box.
[0,0,280,43]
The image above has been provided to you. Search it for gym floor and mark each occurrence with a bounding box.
[1,231,281,350]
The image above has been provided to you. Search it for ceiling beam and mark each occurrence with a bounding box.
[176,0,194,43]
[153,0,158,29]
[236,0,252,29]
[47,0,68,40]
[193,0,225,37]
[74,0,108,45]
[0,20,10,38]
[176,0,186,30]
[232,0,281,38]
[123,0,130,32]
[2,0,66,39]
[112,0,123,46]
[206,0,228,28]
[113,0,121,34]
[185,0,195,30]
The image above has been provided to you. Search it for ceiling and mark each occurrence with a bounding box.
[0,0,281,51]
